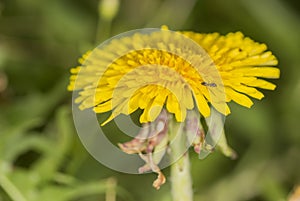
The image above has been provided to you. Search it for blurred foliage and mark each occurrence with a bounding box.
[0,0,300,201]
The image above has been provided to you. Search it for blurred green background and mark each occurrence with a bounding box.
[0,0,300,200]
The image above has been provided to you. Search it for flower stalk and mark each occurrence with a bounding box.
[170,152,193,201]
[169,114,194,201]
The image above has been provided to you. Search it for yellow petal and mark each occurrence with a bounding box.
[225,87,253,108]
[182,86,194,110]
[94,100,114,113]
[128,91,143,113]
[246,79,277,90]
[212,102,231,116]
[193,92,210,117]
[140,99,163,123]
[231,67,280,79]
[226,84,264,100]
[166,93,185,121]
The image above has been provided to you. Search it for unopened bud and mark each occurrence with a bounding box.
[99,0,120,21]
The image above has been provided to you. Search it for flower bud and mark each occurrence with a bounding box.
[99,0,120,21]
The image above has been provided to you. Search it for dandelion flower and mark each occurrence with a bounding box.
[69,27,280,190]
[68,28,279,125]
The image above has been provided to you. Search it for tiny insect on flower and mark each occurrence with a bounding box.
[201,82,217,87]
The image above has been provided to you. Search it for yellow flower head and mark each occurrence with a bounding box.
[68,27,279,125]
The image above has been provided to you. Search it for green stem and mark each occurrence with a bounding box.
[169,118,193,201]
[95,18,112,44]
[170,152,193,201]
[0,173,27,201]
[105,177,117,201]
